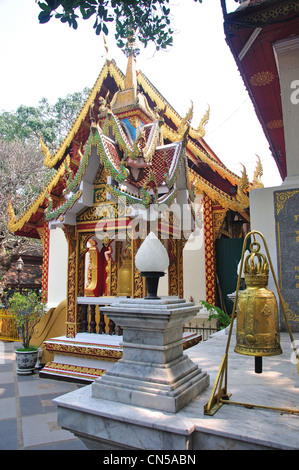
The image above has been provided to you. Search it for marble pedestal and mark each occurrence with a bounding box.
[91,297,209,413]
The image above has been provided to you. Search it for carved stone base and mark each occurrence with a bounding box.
[92,297,209,413]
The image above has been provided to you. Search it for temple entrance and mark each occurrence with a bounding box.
[215,237,249,315]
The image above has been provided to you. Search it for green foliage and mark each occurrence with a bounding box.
[200,300,231,329]
[37,1,202,52]
[0,87,90,295]
[9,290,47,349]
[0,88,90,151]
[15,345,39,352]
[0,105,55,145]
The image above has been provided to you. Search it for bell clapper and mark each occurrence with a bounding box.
[255,356,263,374]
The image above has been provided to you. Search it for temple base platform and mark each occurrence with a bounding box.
[54,330,299,450]
[40,331,202,383]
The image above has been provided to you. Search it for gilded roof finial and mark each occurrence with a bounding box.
[236,163,250,209]
[111,27,155,119]
[7,196,16,230]
[196,105,210,138]
[177,101,193,138]
[40,135,53,168]
[124,27,140,59]
[103,34,109,61]
[252,155,264,188]
[123,27,140,92]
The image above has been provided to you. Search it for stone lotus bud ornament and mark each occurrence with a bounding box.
[135,232,169,299]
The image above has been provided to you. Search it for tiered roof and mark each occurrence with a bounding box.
[8,48,255,238]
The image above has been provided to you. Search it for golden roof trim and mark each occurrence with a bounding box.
[44,60,125,169]
[43,58,241,188]
[161,123,241,186]
[138,71,208,139]
[8,162,66,233]
[137,71,241,185]
[137,71,182,126]
[189,169,249,212]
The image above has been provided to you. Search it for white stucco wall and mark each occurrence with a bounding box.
[249,186,280,294]
[157,269,168,297]
[47,227,68,309]
[273,36,299,181]
[183,227,206,305]
[183,195,205,304]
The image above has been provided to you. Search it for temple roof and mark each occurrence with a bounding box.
[44,108,190,223]
[8,49,256,238]
[236,0,272,9]
[223,0,299,180]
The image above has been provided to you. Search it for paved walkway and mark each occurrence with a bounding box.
[0,340,87,450]
[1,329,298,450]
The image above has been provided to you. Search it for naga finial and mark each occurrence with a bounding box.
[236,163,250,209]
[252,155,264,188]
[7,196,16,230]
[177,101,193,137]
[40,135,52,167]
[196,105,210,138]
[103,34,109,60]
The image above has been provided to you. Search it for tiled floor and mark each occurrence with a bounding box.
[0,341,87,450]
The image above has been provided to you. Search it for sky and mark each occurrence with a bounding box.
[0,0,283,187]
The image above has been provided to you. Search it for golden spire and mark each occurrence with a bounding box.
[124,50,138,92]
[124,28,139,90]
[110,31,139,110]
[111,31,155,119]
[103,34,110,62]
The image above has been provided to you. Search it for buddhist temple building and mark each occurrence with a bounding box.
[222,0,299,332]
[8,37,261,381]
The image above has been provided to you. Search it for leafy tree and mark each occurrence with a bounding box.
[0,87,90,295]
[0,87,90,152]
[0,104,56,148]
[37,0,203,52]
[51,87,91,143]
[9,290,47,349]
[0,140,51,295]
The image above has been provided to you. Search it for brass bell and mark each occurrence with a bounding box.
[235,242,282,373]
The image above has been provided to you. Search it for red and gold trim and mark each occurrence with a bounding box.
[41,332,201,382]
[44,338,122,360]
[167,237,184,298]
[39,221,50,302]
[63,225,79,338]
[41,362,106,381]
[203,194,216,305]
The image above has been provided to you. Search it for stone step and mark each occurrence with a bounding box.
[40,331,201,383]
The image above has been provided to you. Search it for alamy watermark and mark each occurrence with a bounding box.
[290,80,299,105]
[290,340,299,365]
[93,197,204,250]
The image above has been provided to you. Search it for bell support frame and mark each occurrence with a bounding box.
[204,230,299,416]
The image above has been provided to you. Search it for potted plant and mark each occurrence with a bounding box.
[9,290,47,375]
[200,300,231,330]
